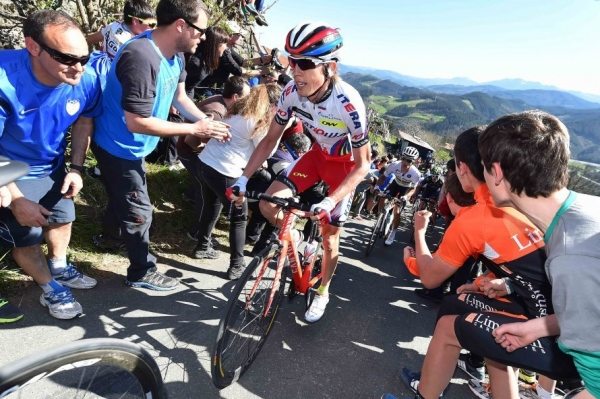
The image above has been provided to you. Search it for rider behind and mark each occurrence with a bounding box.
[377,146,421,246]
[231,22,371,323]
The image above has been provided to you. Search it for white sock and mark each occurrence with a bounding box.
[536,385,553,399]
[48,257,67,275]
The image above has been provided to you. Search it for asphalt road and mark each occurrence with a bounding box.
[0,217,473,399]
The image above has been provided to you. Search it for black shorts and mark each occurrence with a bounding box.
[440,294,579,380]
[386,180,411,198]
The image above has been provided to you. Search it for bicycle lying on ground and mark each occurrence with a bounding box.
[364,192,407,256]
[211,191,324,389]
[0,338,166,398]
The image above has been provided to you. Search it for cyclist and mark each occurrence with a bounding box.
[410,165,444,222]
[381,146,422,246]
[230,22,370,323]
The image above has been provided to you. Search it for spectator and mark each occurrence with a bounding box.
[181,76,251,240]
[201,21,276,92]
[389,127,573,399]
[92,0,230,291]
[86,0,156,60]
[185,26,230,99]
[0,10,101,319]
[479,110,600,399]
[246,118,311,246]
[192,83,281,281]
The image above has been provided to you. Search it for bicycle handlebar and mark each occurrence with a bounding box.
[231,187,312,212]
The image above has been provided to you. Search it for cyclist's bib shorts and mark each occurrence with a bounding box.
[439,293,579,380]
[277,146,354,226]
[386,180,412,199]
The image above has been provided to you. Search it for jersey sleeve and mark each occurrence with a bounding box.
[338,85,368,149]
[274,81,296,126]
[435,214,483,268]
[115,41,160,118]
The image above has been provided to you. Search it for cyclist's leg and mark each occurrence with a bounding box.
[319,223,342,294]
[262,149,320,226]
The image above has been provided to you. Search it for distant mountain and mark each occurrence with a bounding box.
[338,65,478,87]
[342,72,600,164]
[341,65,600,109]
[427,85,600,110]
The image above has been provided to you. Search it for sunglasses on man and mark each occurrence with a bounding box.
[183,18,208,36]
[288,57,327,71]
[37,41,90,67]
[127,14,157,28]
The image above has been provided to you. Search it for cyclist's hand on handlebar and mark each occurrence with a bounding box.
[414,210,432,232]
[191,118,231,142]
[310,197,336,222]
[225,176,248,206]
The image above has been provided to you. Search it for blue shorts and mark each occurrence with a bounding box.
[0,167,75,247]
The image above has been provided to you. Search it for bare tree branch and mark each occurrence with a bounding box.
[0,10,25,21]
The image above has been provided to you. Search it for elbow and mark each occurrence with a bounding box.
[421,277,440,290]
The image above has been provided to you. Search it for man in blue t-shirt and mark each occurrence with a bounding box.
[0,10,102,320]
[92,0,230,291]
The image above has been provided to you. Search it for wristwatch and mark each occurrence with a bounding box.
[69,164,85,173]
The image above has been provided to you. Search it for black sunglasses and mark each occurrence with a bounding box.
[127,14,157,28]
[288,57,325,71]
[183,18,207,36]
[37,41,90,67]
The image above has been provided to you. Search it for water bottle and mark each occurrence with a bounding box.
[303,239,319,265]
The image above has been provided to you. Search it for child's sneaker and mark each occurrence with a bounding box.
[39,288,83,320]
[468,379,492,399]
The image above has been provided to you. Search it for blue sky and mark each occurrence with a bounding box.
[255,0,600,94]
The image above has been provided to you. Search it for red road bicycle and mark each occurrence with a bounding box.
[211,191,324,389]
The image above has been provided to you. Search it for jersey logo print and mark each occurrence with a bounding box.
[292,172,308,178]
[336,94,362,129]
[320,118,346,129]
[291,106,313,121]
[19,108,39,115]
[65,99,81,116]
[483,243,500,260]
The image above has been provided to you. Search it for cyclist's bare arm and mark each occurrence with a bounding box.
[493,314,560,351]
[241,118,286,180]
[328,142,371,204]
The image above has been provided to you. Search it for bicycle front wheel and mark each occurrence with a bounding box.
[212,247,287,389]
[0,338,166,399]
[365,213,384,256]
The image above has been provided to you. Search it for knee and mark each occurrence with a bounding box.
[125,191,153,225]
[322,232,340,252]
[258,200,276,221]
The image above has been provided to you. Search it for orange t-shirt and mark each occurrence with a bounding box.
[436,184,545,268]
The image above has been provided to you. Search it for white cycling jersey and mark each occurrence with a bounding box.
[385,162,421,188]
[101,21,134,59]
[274,79,368,162]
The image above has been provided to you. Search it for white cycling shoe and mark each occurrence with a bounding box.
[385,229,397,246]
[305,291,330,323]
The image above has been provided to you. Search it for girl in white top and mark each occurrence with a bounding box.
[194,83,281,280]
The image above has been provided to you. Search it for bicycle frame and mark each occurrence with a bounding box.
[244,196,323,318]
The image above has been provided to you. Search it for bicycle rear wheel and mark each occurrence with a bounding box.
[212,247,288,389]
[0,338,166,399]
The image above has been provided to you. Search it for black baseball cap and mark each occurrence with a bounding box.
[0,156,29,186]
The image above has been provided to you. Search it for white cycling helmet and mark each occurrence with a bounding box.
[401,146,419,161]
